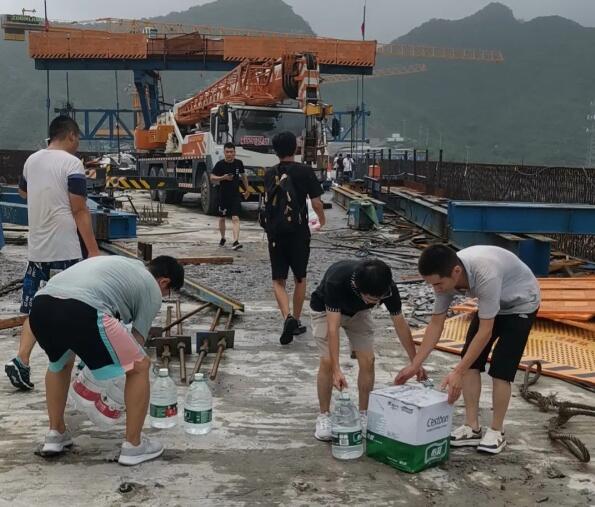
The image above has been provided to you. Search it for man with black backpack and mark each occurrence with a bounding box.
[261,131,326,345]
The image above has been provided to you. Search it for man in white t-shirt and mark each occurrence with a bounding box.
[5,116,100,391]
[342,154,353,182]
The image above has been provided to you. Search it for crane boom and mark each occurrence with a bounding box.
[175,53,325,126]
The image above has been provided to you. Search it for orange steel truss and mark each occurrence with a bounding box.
[28,30,377,68]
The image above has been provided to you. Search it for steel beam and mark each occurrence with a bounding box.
[448,201,595,235]
[34,59,373,75]
[449,231,552,277]
[384,189,448,239]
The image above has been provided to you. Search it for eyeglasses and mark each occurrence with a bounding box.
[360,286,392,305]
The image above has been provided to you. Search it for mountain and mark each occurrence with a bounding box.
[322,2,595,165]
[151,0,314,34]
[1,1,594,167]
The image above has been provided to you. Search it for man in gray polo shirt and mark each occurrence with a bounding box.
[395,244,540,455]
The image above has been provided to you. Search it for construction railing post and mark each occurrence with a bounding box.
[438,149,443,188]
[413,149,417,182]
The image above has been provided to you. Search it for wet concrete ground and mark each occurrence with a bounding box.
[0,191,593,506]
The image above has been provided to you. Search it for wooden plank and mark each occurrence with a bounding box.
[540,289,595,301]
[176,257,234,266]
[538,278,595,289]
[0,315,26,330]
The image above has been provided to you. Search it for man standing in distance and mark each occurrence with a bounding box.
[264,131,326,344]
[5,116,100,391]
[210,142,250,250]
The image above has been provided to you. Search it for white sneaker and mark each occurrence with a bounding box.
[450,424,483,447]
[42,429,73,454]
[477,428,506,454]
[118,434,164,466]
[314,413,332,441]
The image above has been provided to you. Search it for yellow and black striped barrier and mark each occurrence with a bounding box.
[106,176,179,190]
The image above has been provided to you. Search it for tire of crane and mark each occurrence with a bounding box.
[157,167,182,204]
[200,171,219,216]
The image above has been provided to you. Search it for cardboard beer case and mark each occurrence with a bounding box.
[366,384,453,473]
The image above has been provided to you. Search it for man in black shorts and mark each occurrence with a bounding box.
[28,255,184,465]
[396,245,540,455]
[264,131,326,345]
[210,142,250,250]
[310,259,425,441]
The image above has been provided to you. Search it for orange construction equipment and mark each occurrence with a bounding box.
[413,313,595,387]
[377,43,504,63]
[451,276,595,328]
[28,30,377,70]
[322,64,428,84]
[174,53,324,127]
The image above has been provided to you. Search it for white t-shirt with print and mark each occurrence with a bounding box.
[23,149,85,262]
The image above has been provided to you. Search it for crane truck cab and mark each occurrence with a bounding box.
[136,102,327,214]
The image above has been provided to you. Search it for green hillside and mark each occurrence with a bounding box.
[1,1,593,167]
[323,3,595,166]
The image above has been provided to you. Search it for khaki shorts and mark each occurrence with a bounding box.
[310,309,374,357]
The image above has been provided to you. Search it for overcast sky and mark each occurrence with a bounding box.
[4,0,595,42]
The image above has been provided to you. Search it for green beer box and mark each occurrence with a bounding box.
[366,384,453,473]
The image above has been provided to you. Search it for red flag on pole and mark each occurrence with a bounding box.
[361,2,366,39]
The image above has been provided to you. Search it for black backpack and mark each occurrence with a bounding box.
[258,165,304,237]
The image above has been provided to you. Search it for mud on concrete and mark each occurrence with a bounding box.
[0,191,593,506]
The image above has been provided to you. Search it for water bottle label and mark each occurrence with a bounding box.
[150,403,178,418]
[332,430,363,447]
[184,409,212,424]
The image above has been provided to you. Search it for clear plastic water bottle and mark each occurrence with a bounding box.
[71,366,107,409]
[91,376,126,427]
[331,392,364,460]
[183,373,213,435]
[150,368,178,429]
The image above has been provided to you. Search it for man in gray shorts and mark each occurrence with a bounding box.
[396,244,540,455]
[309,259,425,441]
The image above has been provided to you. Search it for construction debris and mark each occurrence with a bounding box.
[520,361,595,463]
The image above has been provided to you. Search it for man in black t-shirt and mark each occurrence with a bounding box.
[309,259,426,442]
[265,131,326,346]
[210,142,250,250]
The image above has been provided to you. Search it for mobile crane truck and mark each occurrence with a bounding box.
[129,53,332,214]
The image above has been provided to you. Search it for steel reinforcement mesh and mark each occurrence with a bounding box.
[412,313,595,386]
[368,159,595,261]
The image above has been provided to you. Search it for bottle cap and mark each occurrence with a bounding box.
[158,368,169,377]
[194,373,205,381]
[338,391,350,400]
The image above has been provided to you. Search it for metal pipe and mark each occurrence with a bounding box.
[188,342,209,384]
[209,340,226,381]
[209,308,222,332]
[178,342,187,383]
[165,306,172,337]
[176,299,183,335]
[224,311,234,330]
[163,302,211,333]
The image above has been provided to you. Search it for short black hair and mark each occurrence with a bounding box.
[148,255,185,290]
[418,244,460,277]
[272,131,297,158]
[49,116,81,142]
[223,142,235,150]
[353,259,392,297]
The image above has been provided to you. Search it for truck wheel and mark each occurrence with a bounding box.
[149,167,159,201]
[157,167,182,204]
[200,171,219,215]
